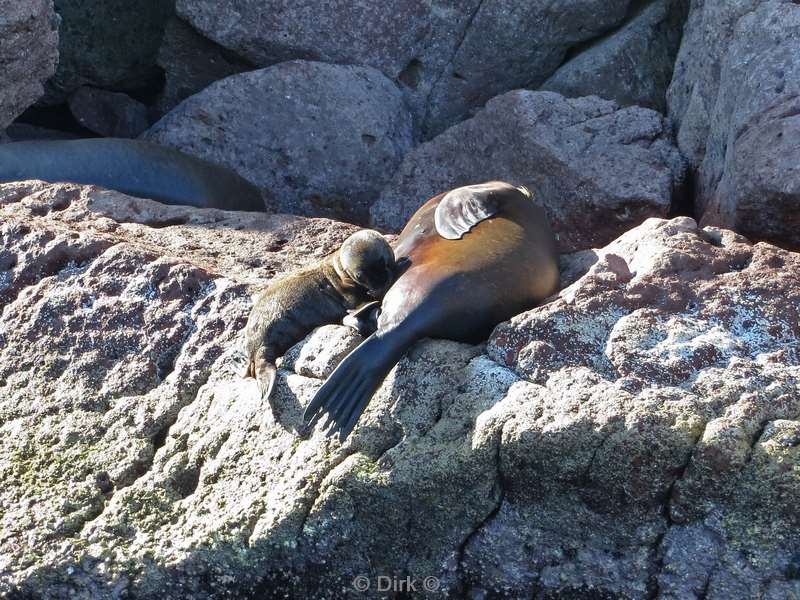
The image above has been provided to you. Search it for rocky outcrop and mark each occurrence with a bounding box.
[173,0,684,137]
[173,0,478,135]
[666,0,800,249]
[696,1,800,249]
[43,0,174,103]
[541,0,687,112]
[0,0,59,130]
[667,0,763,169]
[68,87,150,138]
[1,182,797,599]
[145,61,414,224]
[371,91,686,253]
[422,0,635,136]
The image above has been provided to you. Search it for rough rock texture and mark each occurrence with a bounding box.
[371,90,686,253]
[174,0,481,135]
[173,0,680,137]
[0,0,59,130]
[1,183,797,599]
[155,16,254,117]
[694,1,800,249]
[43,0,174,103]
[145,61,414,225]
[542,0,688,113]
[68,87,150,138]
[422,0,635,136]
[666,0,765,169]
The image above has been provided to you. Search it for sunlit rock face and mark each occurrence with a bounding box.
[1,184,797,599]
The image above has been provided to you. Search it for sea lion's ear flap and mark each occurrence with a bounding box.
[434,182,504,240]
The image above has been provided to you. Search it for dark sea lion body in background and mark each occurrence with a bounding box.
[0,138,264,211]
[304,181,561,440]
[244,230,396,398]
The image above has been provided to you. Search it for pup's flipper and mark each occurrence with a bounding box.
[342,301,381,336]
[252,346,277,399]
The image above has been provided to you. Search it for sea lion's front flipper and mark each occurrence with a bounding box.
[253,346,277,399]
[303,329,408,441]
[342,301,381,336]
[434,182,505,240]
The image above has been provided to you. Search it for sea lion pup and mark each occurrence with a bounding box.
[303,181,560,440]
[0,138,264,211]
[243,229,396,398]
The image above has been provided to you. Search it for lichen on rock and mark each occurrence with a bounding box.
[1,183,797,599]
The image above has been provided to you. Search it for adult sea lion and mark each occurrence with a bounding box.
[0,138,264,211]
[243,229,396,399]
[304,181,560,440]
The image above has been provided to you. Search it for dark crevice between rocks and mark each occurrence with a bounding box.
[14,67,167,141]
[13,103,98,139]
[456,421,508,595]
[398,58,423,90]
[669,161,698,219]
[744,419,771,467]
[698,565,716,600]
[136,216,192,229]
[172,464,201,499]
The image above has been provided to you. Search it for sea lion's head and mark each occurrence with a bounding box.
[339,230,396,297]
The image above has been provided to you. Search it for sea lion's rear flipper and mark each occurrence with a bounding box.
[342,301,381,336]
[253,347,277,399]
[303,331,406,441]
[434,182,504,240]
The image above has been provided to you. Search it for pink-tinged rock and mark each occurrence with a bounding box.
[1,188,798,599]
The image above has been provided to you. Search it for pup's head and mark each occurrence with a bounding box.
[339,230,396,296]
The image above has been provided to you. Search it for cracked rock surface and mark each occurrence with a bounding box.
[0,182,798,598]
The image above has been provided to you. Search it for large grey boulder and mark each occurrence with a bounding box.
[1,184,798,598]
[175,0,652,137]
[0,0,59,129]
[696,2,800,249]
[43,0,174,103]
[666,0,779,168]
[423,0,635,136]
[145,61,414,224]
[542,0,688,113]
[174,0,481,134]
[371,90,686,253]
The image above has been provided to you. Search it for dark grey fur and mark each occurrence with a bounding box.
[0,138,264,211]
[243,230,395,398]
